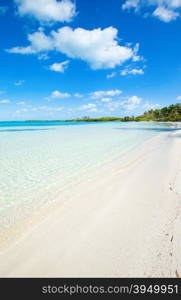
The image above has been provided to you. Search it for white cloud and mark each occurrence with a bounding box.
[0,99,10,104]
[122,0,140,11]
[32,105,63,112]
[15,0,76,23]
[143,101,160,110]
[52,27,135,69]
[158,0,181,9]
[120,68,144,76]
[74,93,84,98]
[103,96,142,112]
[104,101,121,112]
[128,95,142,104]
[101,95,158,113]
[8,26,138,70]
[25,29,53,51]
[123,0,181,10]
[153,6,179,22]
[122,95,142,110]
[107,72,116,79]
[48,90,84,100]
[8,30,53,54]
[90,89,122,99]
[79,103,98,113]
[122,0,181,22]
[101,98,112,103]
[79,103,96,109]
[177,95,181,100]
[50,90,71,99]
[132,43,143,62]
[96,93,160,114]
[38,53,50,60]
[49,60,69,72]
[8,46,34,54]
[14,80,25,86]
[16,101,26,105]
[16,105,63,114]
[15,108,28,113]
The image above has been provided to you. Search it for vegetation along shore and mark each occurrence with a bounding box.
[26,104,181,123]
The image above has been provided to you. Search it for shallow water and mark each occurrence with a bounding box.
[0,121,180,223]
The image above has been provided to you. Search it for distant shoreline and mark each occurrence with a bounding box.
[0,103,181,123]
[25,103,181,123]
[0,120,180,123]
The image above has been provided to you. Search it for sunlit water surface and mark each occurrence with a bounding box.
[0,121,180,224]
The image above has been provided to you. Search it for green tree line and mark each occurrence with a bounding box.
[69,103,181,122]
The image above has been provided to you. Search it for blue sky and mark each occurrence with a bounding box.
[0,0,181,120]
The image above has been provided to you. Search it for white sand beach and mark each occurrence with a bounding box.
[0,129,181,278]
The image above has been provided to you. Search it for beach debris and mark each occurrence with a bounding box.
[169,184,173,191]
[175,270,180,278]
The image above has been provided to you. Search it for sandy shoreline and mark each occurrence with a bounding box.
[0,130,181,277]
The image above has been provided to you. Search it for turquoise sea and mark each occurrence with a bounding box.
[0,121,180,227]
